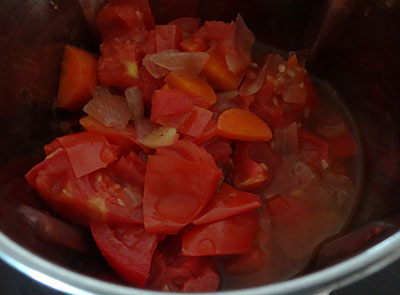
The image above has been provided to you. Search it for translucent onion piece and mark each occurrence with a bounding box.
[216,90,239,100]
[240,59,269,96]
[143,54,169,79]
[139,126,177,149]
[317,117,346,138]
[226,14,255,74]
[91,86,111,99]
[84,94,130,129]
[149,50,209,76]
[125,86,144,121]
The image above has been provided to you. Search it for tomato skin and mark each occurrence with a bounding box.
[233,142,268,192]
[156,140,218,170]
[109,151,146,187]
[143,155,221,234]
[56,131,118,178]
[193,182,261,225]
[182,209,259,256]
[155,25,183,52]
[90,222,159,287]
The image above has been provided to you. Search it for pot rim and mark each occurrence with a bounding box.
[0,229,399,295]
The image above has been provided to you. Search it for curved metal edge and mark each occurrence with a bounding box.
[0,230,399,295]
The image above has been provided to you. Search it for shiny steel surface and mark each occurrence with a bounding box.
[0,0,399,294]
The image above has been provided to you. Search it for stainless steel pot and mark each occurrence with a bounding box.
[0,0,399,294]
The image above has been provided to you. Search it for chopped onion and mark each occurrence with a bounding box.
[84,94,130,129]
[143,54,169,79]
[286,156,317,186]
[145,50,209,78]
[139,126,177,149]
[135,118,158,139]
[226,14,255,74]
[274,122,299,155]
[125,86,144,121]
[120,186,143,208]
[240,58,269,96]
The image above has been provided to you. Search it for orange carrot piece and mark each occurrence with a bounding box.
[57,45,98,111]
[164,71,217,107]
[217,109,272,141]
[201,49,245,91]
[180,38,209,52]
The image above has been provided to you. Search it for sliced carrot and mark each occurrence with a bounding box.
[201,49,245,91]
[180,38,209,52]
[217,109,272,141]
[164,72,217,108]
[57,45,98,111]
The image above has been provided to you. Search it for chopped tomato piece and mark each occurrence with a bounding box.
[109,151,146,187]
[155,106,213,138]
[217,109,273,141]
[138,66,164,105]
[201,49,244,91]
[201,137,232,163]
[57,45,98,111]
[149,236,219,292]
[143,155,221,234]
[233,142,268,191]
[183,119,217,144]
[108,0,155,30]
[155,25,183,52]
[97,1,147,41]
[98,40,140,90]
[80,116,144,154]
[25,149,143,225]
[55,131,118,178]
[90,222,159,287]
[165,71,217,108]
[267,196,291,216]
[182,210,259,256]
[193,182,261,225]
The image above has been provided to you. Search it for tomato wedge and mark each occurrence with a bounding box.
[143,155,221,234]
[90,222,159,287]
[201,137,232,163]
[193,183,261,225]
[182,210,259,256]
[26,149,144,226]
[155,25,183,52]
[150,89,194,122]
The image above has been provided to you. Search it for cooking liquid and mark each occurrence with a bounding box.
[219,77,364,289]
